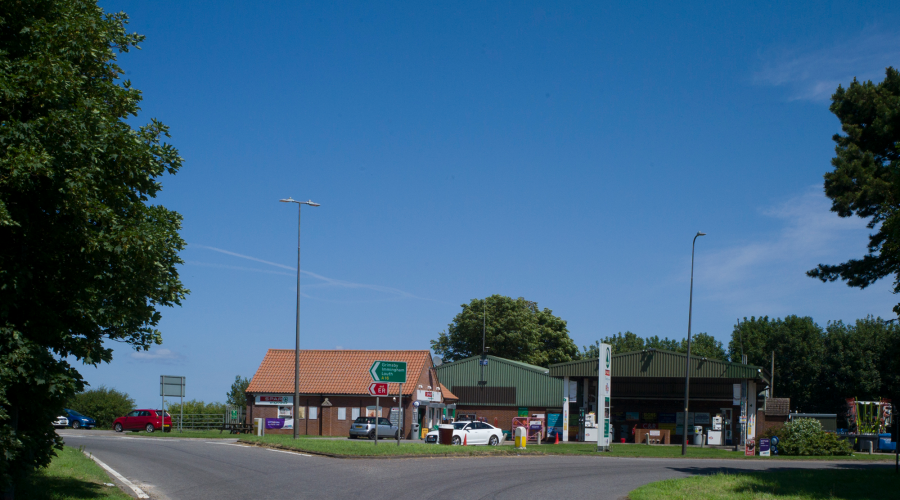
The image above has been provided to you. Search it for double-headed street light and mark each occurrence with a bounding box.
[279,197,320,439]
[681,231,705,456]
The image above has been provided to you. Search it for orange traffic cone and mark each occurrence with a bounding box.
[463,434,467,446]
[555,432,559,444]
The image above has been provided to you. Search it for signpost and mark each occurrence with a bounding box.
[369,361,407,447]
[368,383,388,396]
[597,344,612,452]
[160,375,185,433]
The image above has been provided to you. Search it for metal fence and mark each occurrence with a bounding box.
[171,414,225,430]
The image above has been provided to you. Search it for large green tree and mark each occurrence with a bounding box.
[729,316,826,412]
[226,375,251,408]
[807,67,900,316]
[0,1,186,493]
[67,386,135,429]
[585,331,726,359]
[431,295,579,367]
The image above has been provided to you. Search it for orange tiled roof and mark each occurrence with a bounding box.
[439,383,458,401]
[246,349,432,396]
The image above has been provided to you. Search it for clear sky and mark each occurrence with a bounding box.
[86,0,900,408]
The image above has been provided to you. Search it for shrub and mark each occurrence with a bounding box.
[774,418,852,456]
[68,386,135,429]
[166,399,225,415]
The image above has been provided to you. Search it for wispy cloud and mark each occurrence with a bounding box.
[754,30,900,101]
[130,348,184,364]
[191,244,429,301]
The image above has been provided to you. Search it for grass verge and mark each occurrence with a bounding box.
[629,469,900,500]
[237,436,897,460]
[16,446,132,500]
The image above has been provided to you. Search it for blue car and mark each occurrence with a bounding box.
[64,409,96,429]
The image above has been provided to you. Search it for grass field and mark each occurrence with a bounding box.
[628,469,900,500]
[237,436,898,460]
[15,446,131,500]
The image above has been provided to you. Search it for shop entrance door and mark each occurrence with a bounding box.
[720,408,733,445]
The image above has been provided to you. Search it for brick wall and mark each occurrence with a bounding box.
[247,394,417,437]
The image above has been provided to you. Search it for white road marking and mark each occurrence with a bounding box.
[205,441,245,446]
[82,450,150,499]
[266,448,313,457]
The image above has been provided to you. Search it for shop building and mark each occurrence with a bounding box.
[549,349,770,445]
[246,349,452,438]
[434,355,563,432]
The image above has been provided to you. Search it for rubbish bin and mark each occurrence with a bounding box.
[438,424,454,445]
[411,423,420,440]
[693,426,703,445]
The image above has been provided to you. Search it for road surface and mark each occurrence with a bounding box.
[60,430,888,500]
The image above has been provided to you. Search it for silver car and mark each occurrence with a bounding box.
[349,416,399,439]
[52,415,69,428]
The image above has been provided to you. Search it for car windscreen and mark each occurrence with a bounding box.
[67,410,84,417]
[452,422,469,430]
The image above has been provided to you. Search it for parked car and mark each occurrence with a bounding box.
[52,415,69,429]
[64,409,96,429]
[113,409,171,433]
[425,421,503,445]
[349,416,399,440]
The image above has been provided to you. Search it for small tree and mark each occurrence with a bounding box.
[226,376,251,407]
[776,418,851,456]
[68,386,135,429]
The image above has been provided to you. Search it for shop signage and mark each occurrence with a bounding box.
[745,439,756,456]
[416,390,440,402]
[265,418,292,430]
[256,395,293,405]
[694,413,711,425]
[518,407,529,417]
[626,412,639,421]
[369,361,407,383]
[658,413,677,424]
[759,438,770,457]
[597,343,612,451]
[368,382,388,396]
[562,398,569,434]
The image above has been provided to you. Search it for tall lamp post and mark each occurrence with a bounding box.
[681,231,706,455]
[280,197,320,439]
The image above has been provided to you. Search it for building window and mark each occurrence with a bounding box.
[309,407,318,420]
[351,408,360,420]
[277,406,292,418]
[338,408,347,420]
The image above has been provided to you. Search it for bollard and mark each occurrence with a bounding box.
[645,432,650,445]
[515,427,527,449]
[255,418,264,437]
[867,441,874,454]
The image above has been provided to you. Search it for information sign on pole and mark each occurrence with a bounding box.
[369,361,407,383]
[160,375,185,433]
[597,344,612,452]
[368,382,388,396]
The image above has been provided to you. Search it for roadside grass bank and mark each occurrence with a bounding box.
[237,437,897,460]
[16,445,132,500]
[628,469,899,500]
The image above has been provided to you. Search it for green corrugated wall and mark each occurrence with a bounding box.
[549,349,766,381]
[435,355,564,407]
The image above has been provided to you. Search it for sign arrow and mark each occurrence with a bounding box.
[370,361,380,381]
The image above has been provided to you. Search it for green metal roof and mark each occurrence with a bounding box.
[435,355,563,407]
[549,349,768,382]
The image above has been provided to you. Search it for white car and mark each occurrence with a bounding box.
[425,421,504,446]
[52,415,69,428]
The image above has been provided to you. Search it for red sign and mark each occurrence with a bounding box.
[605,369,610,376]
[745,439,756,456]
[260,396,287,403]
[425,391,433,398]
[368,382,388,396]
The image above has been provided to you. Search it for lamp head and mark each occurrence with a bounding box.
[305,200,321,207]
[697,231,706,237]
[279,197,295,203]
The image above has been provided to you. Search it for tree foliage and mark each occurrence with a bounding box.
[0,1,186,492]
[807,67,900,316]
[584,331,726,360]
[166,400,226,416]
[67,386,135,429]
[431,295,579,367]
[226,376,251,408]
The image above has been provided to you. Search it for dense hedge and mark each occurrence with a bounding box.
[773,418,852,456]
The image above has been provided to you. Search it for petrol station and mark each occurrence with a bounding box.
[549,348,770,446]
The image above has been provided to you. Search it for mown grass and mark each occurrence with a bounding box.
[237,436,897,460]
[16,446,131,500]
[629,468,899,500]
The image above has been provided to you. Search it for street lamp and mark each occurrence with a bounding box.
[681,231,705,456]
[280,197,320,439]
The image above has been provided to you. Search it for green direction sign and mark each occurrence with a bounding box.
[369,361,407,383]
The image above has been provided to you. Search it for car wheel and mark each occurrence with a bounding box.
[368,430,376,440]
[145,423,155,433]
[489,435,499,446]
[72,420,81,430]
[452,436,461,445]
[114,423,123,432]
[395,430,400,440]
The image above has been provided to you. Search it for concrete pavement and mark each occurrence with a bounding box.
[59,429,890,500]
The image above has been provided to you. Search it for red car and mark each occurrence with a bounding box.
[113,409,171,433]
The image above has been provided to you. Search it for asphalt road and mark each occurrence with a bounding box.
[60,430,888,500]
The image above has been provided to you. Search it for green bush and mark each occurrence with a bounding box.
[68,386,135,429]
[775,418,852,456]
[166,399,225,415]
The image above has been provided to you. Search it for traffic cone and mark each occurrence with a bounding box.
[463,434,467,446]
[555,432,559,444]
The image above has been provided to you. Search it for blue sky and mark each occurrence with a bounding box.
[86,1,900,408]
